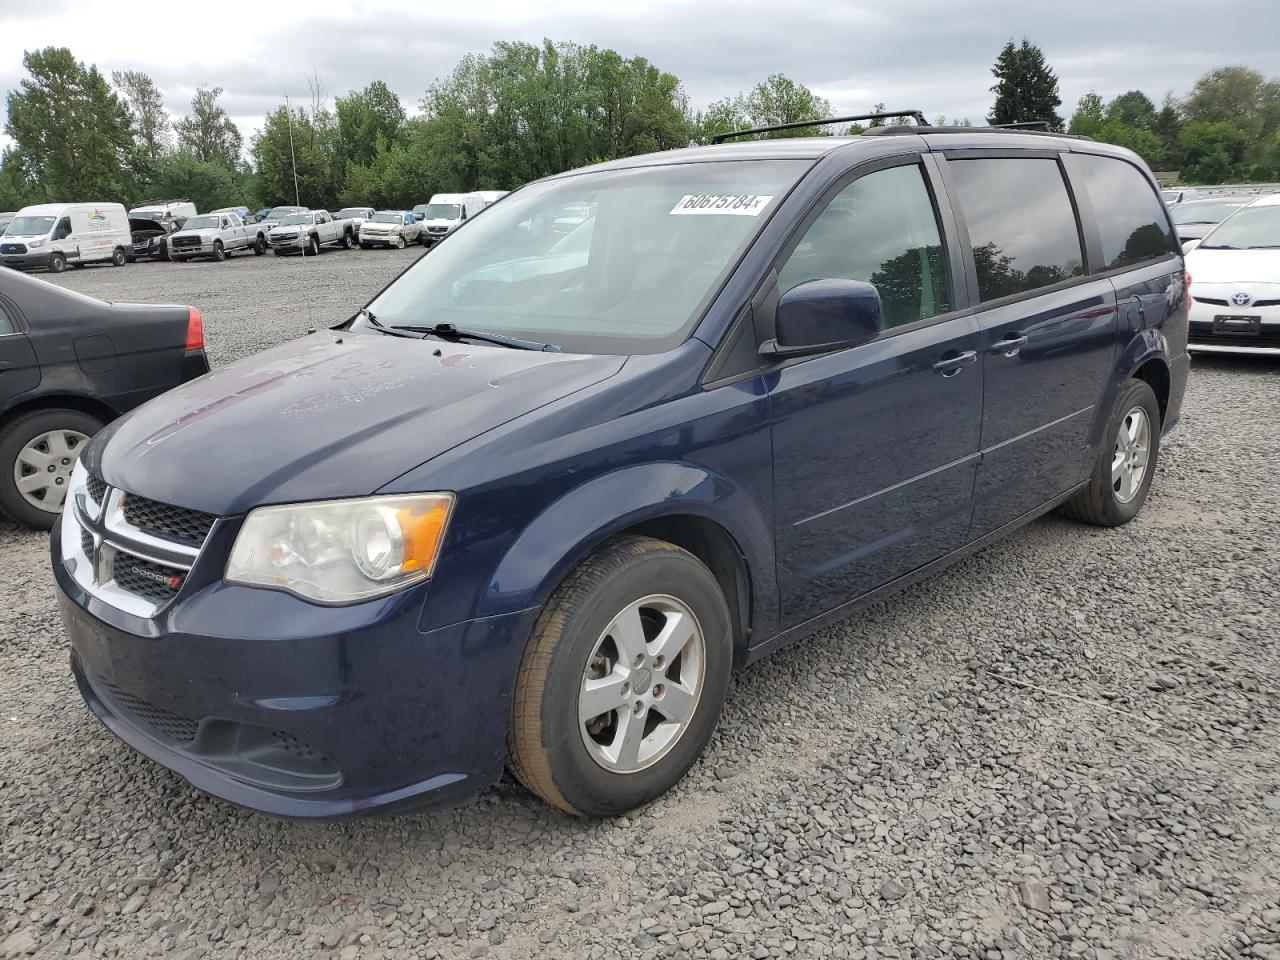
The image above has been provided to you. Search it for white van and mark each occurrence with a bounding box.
[474,190,509,207]
[0,203,132,273]
[415,192,486,247]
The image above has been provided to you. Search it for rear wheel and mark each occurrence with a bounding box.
[1061,379,1161,527]
[0,409,104,529]
[509,536,732,817]
[111,247,126,267]
[211,240,225,262]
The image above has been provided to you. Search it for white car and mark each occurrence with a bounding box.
[359,210,420,248]
[1184,194,1280,355]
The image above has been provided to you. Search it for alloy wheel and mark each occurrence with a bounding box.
[1111,406,1151,503]
[578,594,705,773]
[13,429,88,512]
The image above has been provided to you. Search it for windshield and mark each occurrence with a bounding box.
[1172,201,1246,225]
[266,207,301,220]
[371,212,402,223]
[183,215,221,230]
[279,214,312,225]
[422,203,462,220]
[5,215,56,236]
[336,209,365,219]
[1200,205,1280,249]
[362,160,804,354]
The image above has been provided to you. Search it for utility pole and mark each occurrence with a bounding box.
[284,92,301,207]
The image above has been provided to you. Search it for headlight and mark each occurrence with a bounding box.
[29,238,46,248]
[226,494,453,605]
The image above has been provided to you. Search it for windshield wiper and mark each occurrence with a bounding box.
[354,307,422,339]
[390,322,561,352]
[1198,244,1238,250]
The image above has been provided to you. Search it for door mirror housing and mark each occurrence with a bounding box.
[760,279,884,360]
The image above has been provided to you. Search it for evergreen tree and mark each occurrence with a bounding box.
[175,85,243,168]
[112,70,171,188]
[988,39,1064,131]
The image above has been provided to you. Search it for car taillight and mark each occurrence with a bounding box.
[185,307,204,352]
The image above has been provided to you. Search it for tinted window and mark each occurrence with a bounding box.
[778,164,952,329]
[949,158,1084,301]
[0,303,14,335]
[1076,155,1180,268]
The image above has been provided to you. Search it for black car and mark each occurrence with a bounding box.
[127,216,181,262]
[0,268,209,527]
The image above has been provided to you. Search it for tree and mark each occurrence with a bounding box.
[138,151,252,211]
[174,85,243,168]
[1181,66,1280,170]
[988,39,1064,131]
[334,80,405,172]
[0,147,42,210]
[113,69,171,183]
[1106,90,1157,130]
[251,105,333,207]
[1178,121,1247,183]
[698,74,829,141]
[4,47,133,200]
[1068,92,1104,136]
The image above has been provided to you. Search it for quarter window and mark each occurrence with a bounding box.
[0,303,14,335]
[948,158,1084,301]
[777,164,952,329]
[1076,154,1179,269]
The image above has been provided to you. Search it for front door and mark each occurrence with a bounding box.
[0,296,40,406]
[942,154,1119,533]
[766,161,984,627]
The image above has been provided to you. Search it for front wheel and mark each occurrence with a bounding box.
[0,409,104,528]
[392,234,405,249]
[48,252,67,273]
[253,236,266,255]
[211,240,225,262]
[340,230,352,250]
[305,235,319,256]
[1061,378,1161,526]
[509,536,732,817]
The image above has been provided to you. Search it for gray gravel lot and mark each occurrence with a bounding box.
[2,251,1278,960]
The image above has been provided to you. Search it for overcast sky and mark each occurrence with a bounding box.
[3,0,1279,151]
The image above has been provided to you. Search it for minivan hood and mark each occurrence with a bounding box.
[95,332,625,516]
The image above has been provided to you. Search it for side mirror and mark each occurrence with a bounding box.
[1181,238,1201,253]
[414,213,425,221]
[760,279,884,360]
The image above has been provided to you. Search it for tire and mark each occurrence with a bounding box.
[48,252,67,273]
[509,536,733,817]
[392,234,405,250]
[253,236,266,255]
[111,247,126,267]
[159,240,170,262]
[0,408,104,529]
[359,242,371,250]
[211,240,225,262]
[304,235,319,257]
[1061,378,1161,527]
[340,230,352,250]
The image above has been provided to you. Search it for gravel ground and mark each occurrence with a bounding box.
[1,252,1278,960]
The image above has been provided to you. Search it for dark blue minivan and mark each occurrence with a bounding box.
[53,120,1189,818]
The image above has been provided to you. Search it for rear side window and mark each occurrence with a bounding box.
[1075,154,1179,269]
[777,164,952,329]
[948,158,1084,302]
[0,303,14,335]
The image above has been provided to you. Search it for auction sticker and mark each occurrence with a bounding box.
[670,194,774,216]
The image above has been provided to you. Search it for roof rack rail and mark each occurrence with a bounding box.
[712,110,929,144]
[988,121,1052,131]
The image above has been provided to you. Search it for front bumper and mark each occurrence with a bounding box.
[1,251,52,269]
[53,517,536,818]
[170,240,216,258]
[1188,296,1280,355]
[360,233,401,246]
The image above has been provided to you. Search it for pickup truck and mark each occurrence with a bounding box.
[267,210,353,256]
[168,212,267,262]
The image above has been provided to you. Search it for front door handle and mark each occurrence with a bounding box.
[990,333,1028,357]
[932,350,978,376]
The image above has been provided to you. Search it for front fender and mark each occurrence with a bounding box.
[477,461,776,631]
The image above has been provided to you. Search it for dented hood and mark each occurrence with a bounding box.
[93,331,624,516]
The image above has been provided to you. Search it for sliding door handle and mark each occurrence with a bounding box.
[932,350,978,376]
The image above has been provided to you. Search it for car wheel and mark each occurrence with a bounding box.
[393,234,405,249]
[211,240,225,262]
[304,235,319,256]
[509,536,733,817]
[48,252,67,273]
[253,236,266,255]
[0,409,104,529]
[159,240,170,262]
[359,242,371,250]
[111,247,126,267]
[340,230,352,250]
[1062,378,1161,527]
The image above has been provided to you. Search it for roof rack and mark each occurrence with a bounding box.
[131,198,192,207]
[712,110,929,144]
[988,121,1052,131]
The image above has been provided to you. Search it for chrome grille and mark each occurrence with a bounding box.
[122,494,215,547]
[111,552,184,603]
